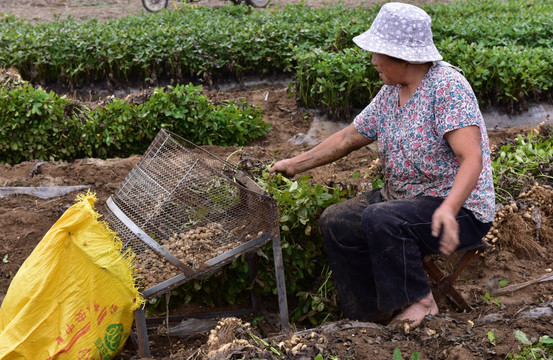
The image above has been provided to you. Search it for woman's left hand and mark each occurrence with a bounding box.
[431,205,460,255]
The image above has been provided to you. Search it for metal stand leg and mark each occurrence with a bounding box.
[247,254,261,311]
[272,235,290,330]
[134,306,151,358]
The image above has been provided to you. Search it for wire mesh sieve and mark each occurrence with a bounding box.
[101,129,280,298]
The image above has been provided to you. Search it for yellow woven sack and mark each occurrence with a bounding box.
[0,192,143,360]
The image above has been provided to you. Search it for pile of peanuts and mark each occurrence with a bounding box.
[161,223,224,269]
[134,223,259,289]
[485,182,552,246]
[134,249,177,289]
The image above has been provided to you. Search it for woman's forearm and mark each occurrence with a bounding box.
[269,124,372,177]
[441,156,482,214]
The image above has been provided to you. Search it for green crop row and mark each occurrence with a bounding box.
[441,39,553,112]
[2,0,551,82]
[1,1,552,120]
[427,0,553,47]
[291,47,379,121]
[0,4,369,85]
[294,39,553,120]
[0,81,269,164]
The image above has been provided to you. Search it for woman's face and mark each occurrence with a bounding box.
[371,53,406,85]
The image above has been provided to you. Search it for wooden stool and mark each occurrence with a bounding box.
[423,240,491,312]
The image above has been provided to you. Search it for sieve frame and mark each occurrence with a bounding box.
[103,128,281,298]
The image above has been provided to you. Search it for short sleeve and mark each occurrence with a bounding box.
[433,71,481,139]
[353,86,391,141]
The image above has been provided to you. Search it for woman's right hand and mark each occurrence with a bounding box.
[268,159,297,178]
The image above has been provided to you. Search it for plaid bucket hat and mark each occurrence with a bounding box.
[353,2,442,63]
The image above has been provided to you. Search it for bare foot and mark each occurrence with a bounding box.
[388,292,439,331]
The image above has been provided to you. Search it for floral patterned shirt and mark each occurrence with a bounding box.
[353,64,495,222]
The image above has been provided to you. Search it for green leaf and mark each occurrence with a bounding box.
[393,347,402,360]
[488,331,496,346]
[514,330,532,345]
[289,181,298,192]
[32,103,42,115]
[193,281,202,291]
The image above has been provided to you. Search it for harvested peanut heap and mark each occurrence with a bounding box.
[486,203,514,245]
[206,317,254,357]
[0,68,23,89]
[205,317,327,358]
[135,250,179,289]
[134,223,264,289]
[519,183,553,214]
[161,223,245,270]
[485,183,552,247]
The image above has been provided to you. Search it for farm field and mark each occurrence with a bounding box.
[0,0,452,23]
[1,0,552,359]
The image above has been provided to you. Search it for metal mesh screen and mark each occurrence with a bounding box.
[101,129,280,296]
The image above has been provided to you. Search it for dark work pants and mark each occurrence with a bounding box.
[319,189,492,322]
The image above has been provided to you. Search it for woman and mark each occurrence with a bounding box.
[269,2,495,328]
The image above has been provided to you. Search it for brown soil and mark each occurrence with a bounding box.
[1,1,552,360]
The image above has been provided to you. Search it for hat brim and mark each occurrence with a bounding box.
[353,30,443,63]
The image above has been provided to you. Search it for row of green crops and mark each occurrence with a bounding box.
[291,0,553,118]
[427,0,553,47]
[296,38,553,120]
[0,81,268,164]
[291,47,380,121]
[0,4,367,84]
[2,0,553,119]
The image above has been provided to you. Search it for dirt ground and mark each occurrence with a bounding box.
[1,1,553,359]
